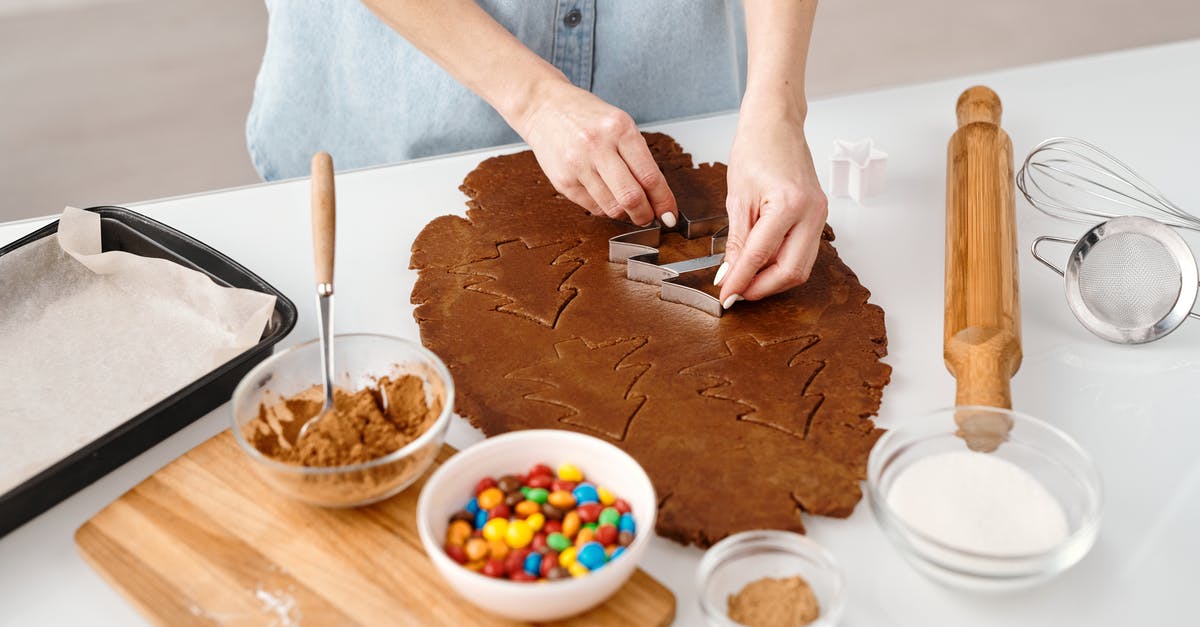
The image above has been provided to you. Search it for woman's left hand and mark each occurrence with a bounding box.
[715,111,828,308]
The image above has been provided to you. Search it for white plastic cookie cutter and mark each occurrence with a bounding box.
[830,138,887,204]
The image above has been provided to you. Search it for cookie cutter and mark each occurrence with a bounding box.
[830,138,887,204]
[608,204,729,317]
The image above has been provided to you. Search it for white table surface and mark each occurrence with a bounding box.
[3,39,1199,627]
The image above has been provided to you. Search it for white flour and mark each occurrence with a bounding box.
[887,450,1069,555]
[254,583,301,627]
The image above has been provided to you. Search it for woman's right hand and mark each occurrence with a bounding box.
[512,80,678,227]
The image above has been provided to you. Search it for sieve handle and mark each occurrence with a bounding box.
[1031,236,1075,277]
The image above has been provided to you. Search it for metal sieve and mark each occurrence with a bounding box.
[1033,216,1200,344]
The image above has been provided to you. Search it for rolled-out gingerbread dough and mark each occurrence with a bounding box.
[411,133,891,546]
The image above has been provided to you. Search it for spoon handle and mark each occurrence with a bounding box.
[311,152,336,292]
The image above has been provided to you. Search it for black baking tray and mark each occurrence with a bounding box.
[0,206,297,537]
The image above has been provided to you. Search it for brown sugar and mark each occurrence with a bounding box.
[245,374,440,466]
[727,576,820,627]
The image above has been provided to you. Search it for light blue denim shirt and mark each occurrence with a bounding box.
[247,1,747,180]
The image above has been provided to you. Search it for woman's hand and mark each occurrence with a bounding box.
[359,0,676,226]
[715,111,827,308]
[513,80,678,227]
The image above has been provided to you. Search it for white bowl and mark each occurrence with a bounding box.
[417,430,657,622]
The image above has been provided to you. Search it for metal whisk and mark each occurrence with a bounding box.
[1017,137,1200,232]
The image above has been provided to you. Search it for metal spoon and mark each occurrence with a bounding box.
[298,152,336,440]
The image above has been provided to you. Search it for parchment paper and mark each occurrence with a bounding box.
[0,207,276,494]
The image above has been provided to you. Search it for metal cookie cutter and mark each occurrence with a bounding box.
[608,205,729,317]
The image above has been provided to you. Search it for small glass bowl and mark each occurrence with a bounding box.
[867,406,1102,591]
[230,333,454,507]
[696,530,846,627]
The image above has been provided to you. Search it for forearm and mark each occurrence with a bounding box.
[741,0,818,122]
[360,0,568,132]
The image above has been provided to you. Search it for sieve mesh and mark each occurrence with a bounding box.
[1076,232,1181,329]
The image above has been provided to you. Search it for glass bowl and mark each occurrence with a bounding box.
[230,333,454,507]
[866,406,1102,591]
[696,530,846,627]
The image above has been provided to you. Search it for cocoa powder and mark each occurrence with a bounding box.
[245,374,440,466]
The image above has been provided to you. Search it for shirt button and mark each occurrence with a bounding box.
[563,8,581,27]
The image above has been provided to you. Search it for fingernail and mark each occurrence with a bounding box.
[722,294,742,310]
[713,262,729,286]
[661,212,677,228]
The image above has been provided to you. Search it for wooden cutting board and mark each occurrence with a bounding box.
[76,432,676,626]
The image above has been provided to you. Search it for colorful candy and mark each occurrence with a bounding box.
[541,502,564,520]
[504,548,530,576]
[488,503,511,520]
[526,487,550,504]
[445,543,468,564]
[576,542,607,570]
[572,483,599,505]
[523,552,542,577]
[482,558,505,578]
[474,477,497,496]
[595,524,618,546]
[598,507,620,527]
[546,531,570,552]
[556,463,583,482]
[558,546,578,568]
[506,519,533,549]
[576,502,602,523]
[478,487,504,510]
[446,520,473,546]
[482,517,508,542]
[514,499,540,517]
[551,479,577,493]
[496,474,522,493]
[562,511,581,538]
[443,462,638,583]
[488,539,510,560]
[464,537,489,562]
[548,490,576,509]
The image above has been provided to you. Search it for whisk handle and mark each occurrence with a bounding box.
[956,85,1002,127]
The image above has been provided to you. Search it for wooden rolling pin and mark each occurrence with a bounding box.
[944,86,1021,450]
